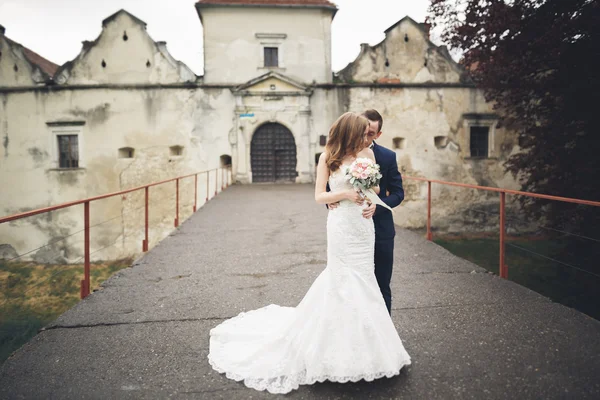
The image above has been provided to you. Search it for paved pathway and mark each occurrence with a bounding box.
[1,184,600,399]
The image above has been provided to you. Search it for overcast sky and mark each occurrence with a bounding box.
[0,0,438,75]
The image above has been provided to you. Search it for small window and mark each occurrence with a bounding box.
[392,137,406,150]
[118,147,134,159]
[470,126,489,157]
[264,47,278,67]
[319,135,327,146]
[170,145,184,157]
[57,135,79,168]
[434,136,448,149]
[220,154,232,168]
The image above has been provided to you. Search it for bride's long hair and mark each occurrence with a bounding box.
[325,112,369,172]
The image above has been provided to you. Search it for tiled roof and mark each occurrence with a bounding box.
[5,37,59,77]
[196,0,337,8]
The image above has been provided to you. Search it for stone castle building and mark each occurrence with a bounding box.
[0,0,519,263]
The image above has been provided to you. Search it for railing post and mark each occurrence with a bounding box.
[206,170,210,202]
[80,201,91,299]
[143,187,149,252]
[215,169,218,196]
[500,191,507,278]
[174,178,179,227]
[194,174,198,212]
[427,180,432,241]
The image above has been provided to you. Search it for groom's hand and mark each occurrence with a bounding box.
[327,202,340,210]
[362,203,376,219]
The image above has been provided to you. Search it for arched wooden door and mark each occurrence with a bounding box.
[250,123,297,183]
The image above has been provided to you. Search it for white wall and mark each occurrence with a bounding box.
[338,17,463,84]
[0,36,44,87]
[0,87,234,262]
[200,7,334,85]
[0,10,524,263]
[54,11,195,85]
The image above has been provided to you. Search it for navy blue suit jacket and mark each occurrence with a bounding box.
[372,142,404,240]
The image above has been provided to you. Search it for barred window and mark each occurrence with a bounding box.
[58,135,79,168]
[470,126,489,158]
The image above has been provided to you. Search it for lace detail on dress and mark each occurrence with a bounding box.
[208,304,411,394]
[328,164,356,208]
[207,164,411,394]
[208,355,405,394]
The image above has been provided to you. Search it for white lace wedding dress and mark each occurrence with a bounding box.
[208,167,411,394]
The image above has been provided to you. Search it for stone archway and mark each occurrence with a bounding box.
[250,123,297,183]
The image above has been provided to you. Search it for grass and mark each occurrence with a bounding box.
[434,234,600,321]
[0,259,132,364]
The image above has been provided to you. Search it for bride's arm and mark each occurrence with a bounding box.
[315,153,356,204]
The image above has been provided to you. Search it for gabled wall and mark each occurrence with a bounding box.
[54,10,196,85]
[338,17,466,84]
[0,36,49,87]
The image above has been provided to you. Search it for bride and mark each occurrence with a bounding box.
[208,112,411,394]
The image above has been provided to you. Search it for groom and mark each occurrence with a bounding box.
[328,109,404,314]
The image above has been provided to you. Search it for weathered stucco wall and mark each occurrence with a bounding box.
[54,11,195,85]
[200,6,334,85]
[0,87,234,262]
[0,9,524,263]
[0,81,520,261]
[338,17,465,85]
[310,86,348,157]
[0,36,44,87]
[346,86,519,231]
[334,16,520,232]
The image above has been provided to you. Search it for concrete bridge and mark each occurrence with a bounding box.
[1,184,599,399]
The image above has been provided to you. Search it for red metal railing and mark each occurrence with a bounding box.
[404,176,600,279]
[0,167,232,299]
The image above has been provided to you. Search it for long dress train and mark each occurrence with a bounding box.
[207,167,411,394]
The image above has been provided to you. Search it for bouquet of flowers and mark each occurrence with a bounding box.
[345,158,393,211]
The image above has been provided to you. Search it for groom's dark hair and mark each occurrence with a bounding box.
[361,109,383,132]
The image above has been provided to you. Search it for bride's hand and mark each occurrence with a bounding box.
[346,189,364,205]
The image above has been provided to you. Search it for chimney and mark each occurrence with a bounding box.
[0,25,5,36]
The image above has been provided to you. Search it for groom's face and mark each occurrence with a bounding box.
[365,120,382,147]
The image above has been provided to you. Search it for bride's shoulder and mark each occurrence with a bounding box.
[357,147,376,161]
[319,151,329,163]
[317,152,330,170]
